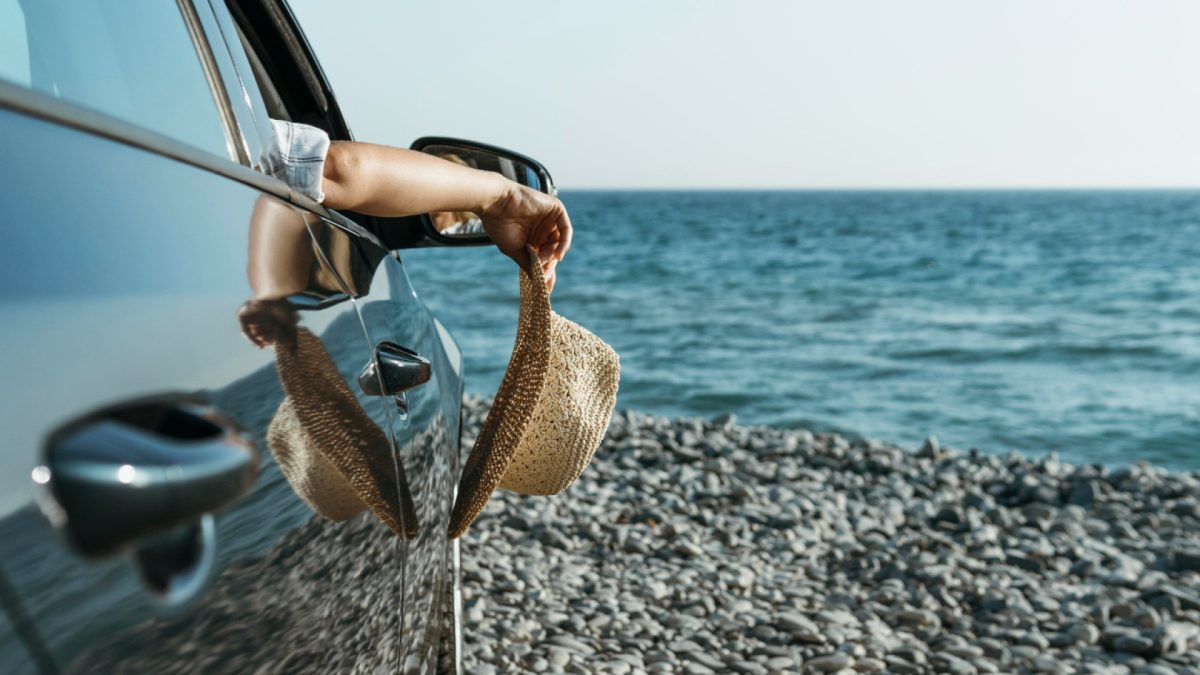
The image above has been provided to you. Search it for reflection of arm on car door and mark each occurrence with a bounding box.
[261,119,572,290]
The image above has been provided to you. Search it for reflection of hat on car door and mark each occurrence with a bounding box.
[268,327,417,538]
[450,246,620,539]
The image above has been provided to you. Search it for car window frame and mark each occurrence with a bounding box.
[182,0,262,166]
[218,0,353,141]
[212,0,444,250]
[174,0,248,164]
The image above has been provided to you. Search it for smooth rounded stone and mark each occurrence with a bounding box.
[728,661,769,675]
[1067,622,1102,646]
[931,652,978,675]
[972,637,1009,660]
[1018,630,1051,649]
[1133,666,1176,675]
[668,638,706,655]
[971,657,1000,674]
[942,644,985,659]
[818,609,859,626]
[883,656,924,675]
[1009,644,1041,661]
[752,624,779,641]
[683,650,726,671]
[1111,634,1156,655]
[804,652,854,672]
[545,636,597,656]
[1033,654,1073,673]
[600,660,634,674]
[823,626,848,646]
[547,648,572,669]
[894,609,937,627]
[853,657,887,672]
[645,650,674,665]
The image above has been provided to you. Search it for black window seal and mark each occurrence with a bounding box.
[222,0,351,140]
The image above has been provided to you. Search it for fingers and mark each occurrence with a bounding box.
[553,204,573,261]
[542,257,558,293]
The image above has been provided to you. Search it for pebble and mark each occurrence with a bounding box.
[805,652,853,671]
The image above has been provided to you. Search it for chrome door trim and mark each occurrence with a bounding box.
[0,80,285,201]
[177,0,249,164]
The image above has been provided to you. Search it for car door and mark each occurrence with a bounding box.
[0,2,408,673]
[331,239,464,673]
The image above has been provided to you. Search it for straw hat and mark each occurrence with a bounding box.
[449,247,620,539]
[269,327,417,538]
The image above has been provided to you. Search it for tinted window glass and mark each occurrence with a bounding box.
[0,0,230,157]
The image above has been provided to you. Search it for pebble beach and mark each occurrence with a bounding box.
[455,395,1200,674]
[74,393,1200,674]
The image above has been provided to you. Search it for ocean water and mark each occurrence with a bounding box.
[405,190,1200,470]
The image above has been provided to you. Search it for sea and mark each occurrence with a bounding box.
[405,190,1200,471]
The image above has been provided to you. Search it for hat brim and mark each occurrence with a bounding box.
[275,327,418,539]
[448,248,553,539]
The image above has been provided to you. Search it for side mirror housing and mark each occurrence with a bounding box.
[347,137,556,250]
[411,137,556,247]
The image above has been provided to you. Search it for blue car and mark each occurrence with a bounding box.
[0,1,554,673]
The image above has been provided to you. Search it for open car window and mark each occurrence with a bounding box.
[222,0,347,138]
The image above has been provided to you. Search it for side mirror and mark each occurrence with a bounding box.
[409,136,556,246]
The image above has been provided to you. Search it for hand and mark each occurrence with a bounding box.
[480,182,572,292]
[238,298,298,348]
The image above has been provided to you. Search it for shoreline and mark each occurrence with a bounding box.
[459,395,1200,674]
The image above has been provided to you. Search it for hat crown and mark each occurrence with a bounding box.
[449,248,620,538]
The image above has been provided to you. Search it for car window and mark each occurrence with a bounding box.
[0,0,231,158]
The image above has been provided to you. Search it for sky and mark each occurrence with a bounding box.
[291,1,1200,189]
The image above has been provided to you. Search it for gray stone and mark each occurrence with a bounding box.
[1111,634,1155,655]
[804,653,853,672]
[728,661,767,675]
[1070,479,1103,507]
[932,652,978,675]
[545,636,596,655]
[1169,549,1200,573]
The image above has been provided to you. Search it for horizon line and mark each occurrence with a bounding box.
[556,185,1200,192]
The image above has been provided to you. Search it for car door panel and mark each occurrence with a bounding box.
[355,253,464,673]
[0,107,408,673]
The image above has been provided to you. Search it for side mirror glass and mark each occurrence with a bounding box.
[409,137,556,244]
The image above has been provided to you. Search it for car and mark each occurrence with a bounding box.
[0,1,555,673]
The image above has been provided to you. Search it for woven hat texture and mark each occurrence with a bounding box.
[267,397,365,521]
[271,327,417,538]
[449,247,620,538]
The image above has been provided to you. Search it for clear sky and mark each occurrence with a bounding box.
[291,1,1200,189]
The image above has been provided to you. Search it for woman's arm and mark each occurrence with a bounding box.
[321,141,571,286]
[322,142,506,217]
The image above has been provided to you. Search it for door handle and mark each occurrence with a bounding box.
[358,342,432,397]
[37,399,258,558]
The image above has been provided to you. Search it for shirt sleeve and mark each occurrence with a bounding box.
[260,119,331,203]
